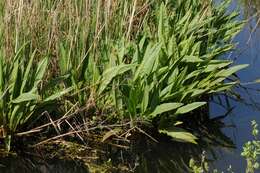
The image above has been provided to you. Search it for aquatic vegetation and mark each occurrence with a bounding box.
[0,45,49,151]
[0,0,248,152]
[98,0,247,142]
[0,44,71,151]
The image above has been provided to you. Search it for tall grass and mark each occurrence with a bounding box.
[0,0,247,150]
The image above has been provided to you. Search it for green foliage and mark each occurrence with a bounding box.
[0,46,47,150]
[241,121,260,173]
[0,45,71,151]
[98,0,246,141]
[0,0,248,150]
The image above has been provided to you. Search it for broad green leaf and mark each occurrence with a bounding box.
[168,35,179,58]
[9,105,20,129]
[204,60,232,72]
[21,50,36,93]
[158,3,168,45]
[167,67,179,84]
[134,43,161,81]
[216,64,249,78]
[191,89,208,97]
[44,87,73,102]
[150,103,184,118]
[42,74,70,91]
[99,64,135,94]
[0,56,3,93]
[10,61,20,99]
[4,135,11,152]
[59,43,71,75]
[175,102,206,115]
[141,84,150,114]
[12,111,26,134]
[86,55,100,83]
[210,82,237,93]
[12,42,30,63]
[182,56,203,62]
[159,128,198,144]
[34,57,48,86]
[160,83,174,99]
[11,92,39,103]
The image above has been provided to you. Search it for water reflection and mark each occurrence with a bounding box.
[132,112,235,173]
[209,0,260,172]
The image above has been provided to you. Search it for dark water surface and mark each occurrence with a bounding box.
[210,0,260,172]
[0,156,89,173]
[1,1,260,173]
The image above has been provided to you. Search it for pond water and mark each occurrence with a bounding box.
[129,2,260,171]
[210,0,260,172]
[1,1,260,173]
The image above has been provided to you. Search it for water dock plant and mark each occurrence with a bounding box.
[0,0,249,159]
[97,0,247,143]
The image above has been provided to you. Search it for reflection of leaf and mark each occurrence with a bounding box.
[254,79,260,83]
[174,121,183,126]
[159,128,198,144]
[102,129,121,142]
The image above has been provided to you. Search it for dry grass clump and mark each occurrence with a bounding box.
[1,0,149,62]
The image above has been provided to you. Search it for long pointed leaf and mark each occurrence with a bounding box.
[21,50,36,92]
[150,103,184,118]
[175,102,206,115]
[34,57,48,86]
[11,92,39,104]
[44,87,73,102]
[99,64,135,94]
[159,128,198,144]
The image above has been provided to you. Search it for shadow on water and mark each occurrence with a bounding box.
[133,116,235,173]
[0,156,89,173]
[0,106,235,173]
